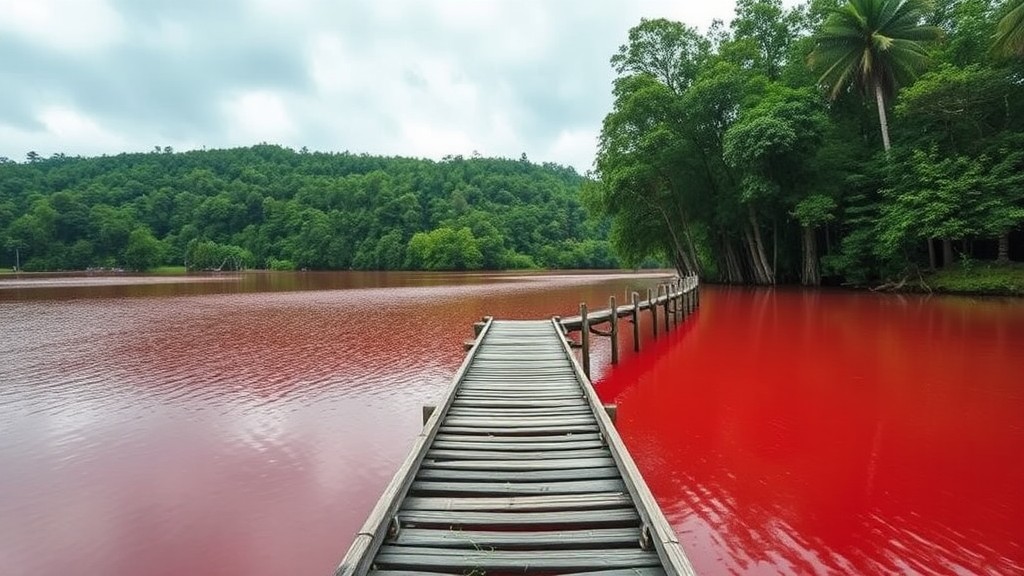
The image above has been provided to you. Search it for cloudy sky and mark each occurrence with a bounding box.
[1,0,778,172]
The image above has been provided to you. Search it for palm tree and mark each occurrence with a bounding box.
[809,0,941,151]
[993,0,1024,57]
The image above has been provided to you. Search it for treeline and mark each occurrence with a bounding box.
[0,146,620,271]
[591,0,1024,285]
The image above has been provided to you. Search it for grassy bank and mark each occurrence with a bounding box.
[916,262,1024,296]
[146,266,188,276]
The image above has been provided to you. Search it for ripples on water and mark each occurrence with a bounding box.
[0,271,660,576]
[597,287,1024,575]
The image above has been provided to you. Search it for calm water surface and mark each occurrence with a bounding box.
[1,274,1021,575]
[597,287,1024,575]
[0,271,664,576]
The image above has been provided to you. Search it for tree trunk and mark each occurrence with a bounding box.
[942,238,954,268]
[927,238,936,270]
[680,218,703,276]
[722,236,744,284]
[874,83,891,152]
[801,226,820,286]
[747,205,775,284]
[997,232,1010,264]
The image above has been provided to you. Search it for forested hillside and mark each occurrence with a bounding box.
[592,0,1024,285]
[0,146,618,271]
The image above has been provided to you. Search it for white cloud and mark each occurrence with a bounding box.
[0,0,126,54]
[222,91,298,144]
[0,0,804,170]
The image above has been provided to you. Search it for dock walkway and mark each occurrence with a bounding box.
[336,316,697,575]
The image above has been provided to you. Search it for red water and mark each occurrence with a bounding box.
[2,276,1022,575]
[597,287,1024,575]
[0,271,662,576]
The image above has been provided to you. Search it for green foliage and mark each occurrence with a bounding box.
[993,0,1024,56]
[924,261,1024,294]
[0,147,615,272]
[809,0,942,101]
[123,227,165,271]
[590,0,1024,287]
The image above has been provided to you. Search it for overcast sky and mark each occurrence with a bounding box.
[0,0,788,172]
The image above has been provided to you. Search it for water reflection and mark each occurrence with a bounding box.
[598,287,1024,575]
[0,270,671,576]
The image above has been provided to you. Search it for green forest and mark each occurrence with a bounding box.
[2,0,1023,287]
[591,0,1024,286]
[0,148,619,272]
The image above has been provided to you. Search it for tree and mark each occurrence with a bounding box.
[809,0,941,150]
[993,0,1024,56]
[123,227,165,271]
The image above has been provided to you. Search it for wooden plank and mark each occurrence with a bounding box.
[410,478,627,496]
[374,547,661,571]
[421,456,615,471]
[563,569,667,576]
[443,416,595,427]
[432,439,604,452]
[433,432,601,444]
[446,406,592,415]
[416,467,621,482]
[402,492,630,512]
[390,527,642,549]
[426,448,610,461]
[397,508,639,528]
[440,425,599,436]
[450,398,587,408]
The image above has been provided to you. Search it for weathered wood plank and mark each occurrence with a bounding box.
[443,416,595,427]
[450,399,587,408]
[416,466,621,482]
[374,547,661,571]
[410,478,627,496]
[397,508,639,529]
[402,492,630,512]
[432,439,604,452]
[421,456,615,471]
[390,527,642,549]
[446,406,592,416]
[433,432,601,444]
[439,424,599,436]
[426,448,610,461]
[563,568,668,576]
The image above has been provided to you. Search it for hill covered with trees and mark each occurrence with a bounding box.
[591,0,1024,286]
[0,146,619,272]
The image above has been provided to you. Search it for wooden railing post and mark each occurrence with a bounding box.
[648,287,658,339]
[580,302,590,378]
[675,282,683,324]
[609,295,619,365]
[662,284,670,333]
[631,291,640,352]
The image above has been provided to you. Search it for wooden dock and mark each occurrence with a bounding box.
[336,282,699,576]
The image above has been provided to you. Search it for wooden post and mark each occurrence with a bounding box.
[609,295,619,365]
[662,285,670,333]
[473,321,486,336]
[631,291,640,352]
[675,283,682,324]
[649,287,658,339]
[422,405,435,425]
[603,403,618,425]
[580,302,590,378]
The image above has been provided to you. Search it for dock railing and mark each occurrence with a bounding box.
[558,275,699,377]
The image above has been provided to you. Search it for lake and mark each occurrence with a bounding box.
[1,272,1021,575]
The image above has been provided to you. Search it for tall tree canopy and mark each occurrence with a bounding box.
[591,0,1024,286]
[809,0,942,150]
[0,147,619,272]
